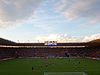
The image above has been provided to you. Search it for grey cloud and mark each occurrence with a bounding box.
[0,0,42,27]
[55,0,100,23]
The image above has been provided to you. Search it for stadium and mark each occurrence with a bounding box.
[0,0,100,75]
[0,38,100,75]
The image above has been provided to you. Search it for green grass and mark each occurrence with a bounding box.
[0,58,100,75]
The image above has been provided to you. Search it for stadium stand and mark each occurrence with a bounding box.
[0,38,100,60]
[0,37,16,45]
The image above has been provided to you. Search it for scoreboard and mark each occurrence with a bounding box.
[44,41,57,46]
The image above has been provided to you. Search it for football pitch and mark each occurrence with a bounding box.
[0,58,100,75]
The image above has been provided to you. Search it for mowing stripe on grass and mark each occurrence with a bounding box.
[44,72,87,75]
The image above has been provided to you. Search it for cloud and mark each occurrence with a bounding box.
[82,34,100,42]
[34,34,100,43]
[55,0,100,23]
[3,33,99,43]
[0,0,42,27]
[34,34,81,43]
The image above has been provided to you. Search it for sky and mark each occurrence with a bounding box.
[0,0,100,43]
